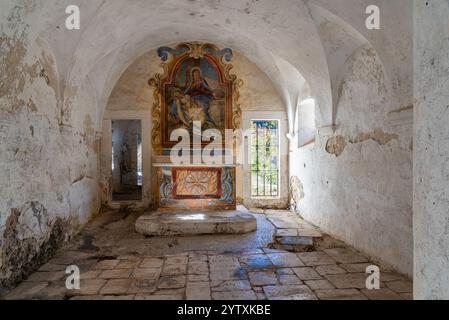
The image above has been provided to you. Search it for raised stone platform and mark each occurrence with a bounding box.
[135,210,257,236]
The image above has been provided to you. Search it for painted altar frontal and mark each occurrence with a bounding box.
[135,42,256,236]
[154,155,237,211]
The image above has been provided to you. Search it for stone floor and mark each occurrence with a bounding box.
[1,207,413,300]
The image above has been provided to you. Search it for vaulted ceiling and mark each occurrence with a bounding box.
[2,0,412,131]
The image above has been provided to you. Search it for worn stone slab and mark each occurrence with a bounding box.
[50,251,93,265]
[248,271,278,286]
[325,273,368,289]
[103,295,135,300]
[276,236,314,246]
[315,265,347,276]
[263,248,289,254]
[188,274,210,282]
[100,279,132,295]
[135,211,257,236]
[297,252,335,266]
[135,294,184,300]
[210,268,247,281]
[239,255,273,269]
[212,291,257,300]
[211,280,252,292]
[324,248,368,264]
[162,263,187,276]
[315,289,368,300]
[209,255,240,268]
[115,259,141,269]
[239,249,265,256]
[188,262,209,275]
[292,267,322,281]
[209,264,240,272]
[275,229,298,237]
[77,279,107,296]
[270,294,318,300]
[26,271,65,282]
[263,285,316,300]
[340,263,373,273]
[94,260,120,270]
[140,258,164,269]
[278,275,303,285]
[361,288,403,300]
[99,269,132,279]
[165,255,189,264]
[276,268,295,275]
[70,295,104,300]
[158,275,187,289]
[256,292,267,300]
[186,282,211,300]
[381,272,408,282]
[385,280,413,293]
[267,253,305,268]
[400,292,413,300]
[38,263,67,272]
[127,278,157,294]
[155,288,185,295]
[81,270,102,280]
[132,268,161,279]
[266,216,300,229]
[188,253,208,262]
[5,281,49,300]
[305,279,335,290]
[76,259,100,272]
[117,254,142,261]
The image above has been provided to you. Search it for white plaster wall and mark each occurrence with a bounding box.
[414,0,449,300]
[291,44,413,276]
[0,6,100,287]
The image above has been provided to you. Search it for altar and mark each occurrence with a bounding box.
[153,156,237,212]
[134,156,257,236]
[134,42,257,236]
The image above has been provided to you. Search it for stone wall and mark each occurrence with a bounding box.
[414,0,449,299]
[0,4,100,289]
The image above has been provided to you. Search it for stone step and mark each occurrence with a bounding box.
[264,212,323,249]
[274,228,322,246]
[135,210,257,236]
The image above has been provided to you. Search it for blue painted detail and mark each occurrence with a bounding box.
[220,167,234,204]
[157,46,189,61]
[204,47,234,62]
[159,169,173,205]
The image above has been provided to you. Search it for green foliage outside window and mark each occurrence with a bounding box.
[251,120,280,197]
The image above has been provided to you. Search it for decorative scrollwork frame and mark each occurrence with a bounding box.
[149,42,243,154]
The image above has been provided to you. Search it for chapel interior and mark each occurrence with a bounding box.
[0,0,448,300]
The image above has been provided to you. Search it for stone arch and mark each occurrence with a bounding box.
[307,2,393,127]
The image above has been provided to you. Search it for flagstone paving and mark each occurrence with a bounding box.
[1,208,413,300]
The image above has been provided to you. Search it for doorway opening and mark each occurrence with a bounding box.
[250,119,280,198]
[111,120,142,201]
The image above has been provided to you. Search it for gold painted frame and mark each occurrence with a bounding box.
[149,42,242,154]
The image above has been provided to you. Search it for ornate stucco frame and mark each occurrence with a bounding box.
[149,42,243,155]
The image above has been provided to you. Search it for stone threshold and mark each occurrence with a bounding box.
[135,210,257,236]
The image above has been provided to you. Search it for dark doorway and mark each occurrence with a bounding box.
[111,120,142,201]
